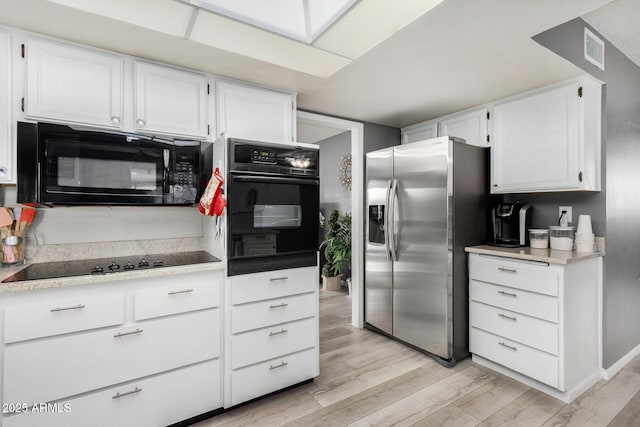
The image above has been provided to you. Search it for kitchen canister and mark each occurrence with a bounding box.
[549,226,575,251]
[529,229,549,249]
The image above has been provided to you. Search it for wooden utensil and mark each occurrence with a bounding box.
[0,208,15,263]
[18,207,36,233]
[0,208,13,238]
[12,207,21,232]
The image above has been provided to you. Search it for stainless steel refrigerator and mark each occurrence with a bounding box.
[365,136,488,366]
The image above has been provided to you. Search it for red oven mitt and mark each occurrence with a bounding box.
[199,167,226,216]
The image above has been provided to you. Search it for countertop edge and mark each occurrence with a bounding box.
[0,262,225,294]
[465,245,604,265]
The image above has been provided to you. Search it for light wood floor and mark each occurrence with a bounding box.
[196,289,640,427]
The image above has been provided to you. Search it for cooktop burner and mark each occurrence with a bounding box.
[1,251,220,283]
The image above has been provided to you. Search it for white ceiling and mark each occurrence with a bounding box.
[583,0,640,68]
[0,0,615,128]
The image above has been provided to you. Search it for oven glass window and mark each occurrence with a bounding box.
[229,176,319,258]
[254,205,302,228]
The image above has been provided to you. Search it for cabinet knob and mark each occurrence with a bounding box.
[136,118,146,127]
[0,166,6,175]
[111,116,121,124]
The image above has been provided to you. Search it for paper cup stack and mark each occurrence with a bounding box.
[575,215,595,253]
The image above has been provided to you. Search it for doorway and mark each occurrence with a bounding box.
[297,111,364,328]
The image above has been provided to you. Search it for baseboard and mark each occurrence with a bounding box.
[602,342,640,380]
[472,355,601,404]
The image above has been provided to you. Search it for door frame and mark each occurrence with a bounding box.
[297,111,365,328]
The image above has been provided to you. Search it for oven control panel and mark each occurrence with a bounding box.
[251,149,277,164]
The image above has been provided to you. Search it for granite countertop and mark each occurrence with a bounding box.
[0,237,225,294]
[465,245,604,265]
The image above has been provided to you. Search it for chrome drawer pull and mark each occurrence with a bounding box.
[498,342,517,351]
[269,328,288,336]
[168,288,194,295]
[114,328,143,338]
[269,276,288,282]
[498,290,517,297]
[498,313,517,321]
[269,361,288,370]
[498,267,517,273]
[50,304,86,312]
[112,387,142,399]
[269,303,289,309]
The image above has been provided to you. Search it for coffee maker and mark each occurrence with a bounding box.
[490,202,533,247]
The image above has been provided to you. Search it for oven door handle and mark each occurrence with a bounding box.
[233,175,319,186]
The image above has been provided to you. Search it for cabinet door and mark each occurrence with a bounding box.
[217,81,294,142]
[25,38,123,128]
[438,107,488,147]
[134,62,208,138]
[401,121,437,144]
[491,82,581,193]
[0,31,12,183]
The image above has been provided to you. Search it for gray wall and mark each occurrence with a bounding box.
[363,122,401,154]
[318,131,352,217]
[534,18,640,368]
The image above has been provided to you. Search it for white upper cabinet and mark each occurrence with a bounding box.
[216,81,294,142]
[438,107,488,147]
[491,77,601,193]
[25,38,123,128]
[0,30,12,183]
[134,61,208,139]
[401,120,437,144]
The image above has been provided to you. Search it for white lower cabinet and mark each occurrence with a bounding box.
[468,253,602,403]
[3,359,221,427]
[230,348,317,406]
[0,269,224,426]
[4,309,219,404]
[225,266,319,407]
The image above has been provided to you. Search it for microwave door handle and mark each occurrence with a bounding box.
[163,149,170,194]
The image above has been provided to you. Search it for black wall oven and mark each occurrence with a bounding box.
[227,138,320,276]
[17,122,212,205]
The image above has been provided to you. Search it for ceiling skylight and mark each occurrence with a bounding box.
[179,0,358,43]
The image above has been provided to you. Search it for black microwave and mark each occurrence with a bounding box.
[17,122,212,206]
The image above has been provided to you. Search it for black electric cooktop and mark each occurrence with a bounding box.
[1,251,220,283]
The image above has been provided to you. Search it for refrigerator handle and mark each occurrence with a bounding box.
[390,179,399,261]
[384,180,393,260]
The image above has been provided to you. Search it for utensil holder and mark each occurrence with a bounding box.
[1,228,26,266]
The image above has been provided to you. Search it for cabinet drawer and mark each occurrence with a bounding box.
[231,292,316,333]
[4,309,220,404]
[231,317,317,369]
[228,267,316,305]
[230,347,317,406]
[469,255,558,296]
[134,278,221,321]
[4,294,124,344]
[470,280,558,323]
[470,302,558,355]
[4,359,221,427]
[471,327,559,388]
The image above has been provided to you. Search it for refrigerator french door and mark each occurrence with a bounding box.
[365,137,487,365]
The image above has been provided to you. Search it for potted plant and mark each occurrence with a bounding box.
[322,209,352,292]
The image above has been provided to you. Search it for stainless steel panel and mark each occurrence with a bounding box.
[392,137,450,358]
[365,147,393,334]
